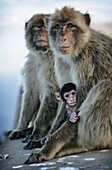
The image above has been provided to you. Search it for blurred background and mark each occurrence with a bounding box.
[0,0,112,143]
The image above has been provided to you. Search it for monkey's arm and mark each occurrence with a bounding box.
[24,121,77,164]
[30,92,58,140]
[9,88,39,139]
[13,86,23,129]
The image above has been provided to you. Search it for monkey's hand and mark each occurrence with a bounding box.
[45,135,52,144]
[23,139,42,150]
[24,152,45,164]
[69,112,79,123]
[9,127,33,140]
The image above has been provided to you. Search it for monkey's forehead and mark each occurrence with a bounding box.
[27,14,50,26]
[51,6,84,23]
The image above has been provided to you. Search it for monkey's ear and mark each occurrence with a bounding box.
[84,13,91,26]
[55,92,62,101]
[44,16,50,27]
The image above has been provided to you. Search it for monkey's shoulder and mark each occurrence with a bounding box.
[89,29,112,49]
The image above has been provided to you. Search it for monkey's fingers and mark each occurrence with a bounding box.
[70,112,77,117]
[97,146,103,150]
[45,135,52,144]
[69,116,79,123]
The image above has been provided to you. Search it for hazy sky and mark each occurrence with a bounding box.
[0,0,112,73]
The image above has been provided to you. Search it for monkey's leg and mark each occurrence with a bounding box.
[56,142,88,158]
[78,80,112,149]
[23,135,47,149]
[9,90,40,139]
[24,121,77,164]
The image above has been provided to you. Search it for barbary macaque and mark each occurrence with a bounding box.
[55,82,79,125]
[45,82,79,144]
[24,6,112,164]
[9,14,59,141]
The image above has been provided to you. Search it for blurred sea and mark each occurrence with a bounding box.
[0,72,21,142]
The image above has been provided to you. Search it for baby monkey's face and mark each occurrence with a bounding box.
[64,90,76,106]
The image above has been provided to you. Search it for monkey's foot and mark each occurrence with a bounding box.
[5,130,12,137]
[24,140,42,150]
[22,135,30,143]
[9,127,33,140]
[24,152,44,164]
[22,133,42,143]
[9,130,26,139]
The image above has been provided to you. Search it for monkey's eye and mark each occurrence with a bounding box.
[53,24,60,30]
[67,23,74,28]
[66,23,77,30]
[31,26,42,33]
[65,94,69,98]
[72,92,75,95]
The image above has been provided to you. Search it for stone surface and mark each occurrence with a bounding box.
[0,139,112,170]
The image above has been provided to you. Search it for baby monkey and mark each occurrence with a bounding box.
[55,82,79,125]
[45,83,79,144]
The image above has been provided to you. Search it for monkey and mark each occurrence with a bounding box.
[24,6,112,164]
[55,82,79,125]
[45,82,79,144]
[9,13,59,141]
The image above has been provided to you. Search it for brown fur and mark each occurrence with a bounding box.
[9,14,59,141]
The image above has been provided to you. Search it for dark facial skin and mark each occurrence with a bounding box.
[25,17,49,52]
[31,24,49,51]
[51,22,78,54]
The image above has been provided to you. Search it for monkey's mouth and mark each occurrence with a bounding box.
[36,40,48,46]
[69,102,77,106]
[33,40,49,51]
[59,46,71,54]
[35,45,49,51]
[37,40,48,43]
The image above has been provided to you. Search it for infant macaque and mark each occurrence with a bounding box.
[45,83,79,144]
[55,82,79,125]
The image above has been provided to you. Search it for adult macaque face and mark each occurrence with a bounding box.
[52,22,77,54]
[64,90,76,106]
[31,24,48,50]
[25,15,49,52]
[47,7,90,56]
